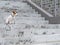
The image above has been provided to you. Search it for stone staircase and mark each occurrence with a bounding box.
[0,1,60,45]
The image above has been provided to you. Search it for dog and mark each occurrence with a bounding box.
[5,10,17,31]
[5,10,17,24]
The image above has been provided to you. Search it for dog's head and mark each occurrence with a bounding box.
[12,10,17,16]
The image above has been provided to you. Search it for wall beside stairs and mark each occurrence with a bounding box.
[26,0,60,24]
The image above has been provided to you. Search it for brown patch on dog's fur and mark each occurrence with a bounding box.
[12,10,17,16]
[12,10,16,14]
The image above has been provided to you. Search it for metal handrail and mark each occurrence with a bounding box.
[27,0,53,17]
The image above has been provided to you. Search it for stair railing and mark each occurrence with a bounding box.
[26,0,53,17]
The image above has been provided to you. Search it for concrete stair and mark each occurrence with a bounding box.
[0,1,60,45]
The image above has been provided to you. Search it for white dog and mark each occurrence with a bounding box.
[5,10,17,30]
[5,10,17,24]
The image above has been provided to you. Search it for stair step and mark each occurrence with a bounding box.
[42,24,60,29]
[18,13,41,17]
[15,19,49,24]
[16,17,45,20]
[31,43,48,45]
[31,29,60,35]
[31,34,60,43]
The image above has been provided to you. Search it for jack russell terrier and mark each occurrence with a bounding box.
[5,10,17,24]
[5,10,17,30]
